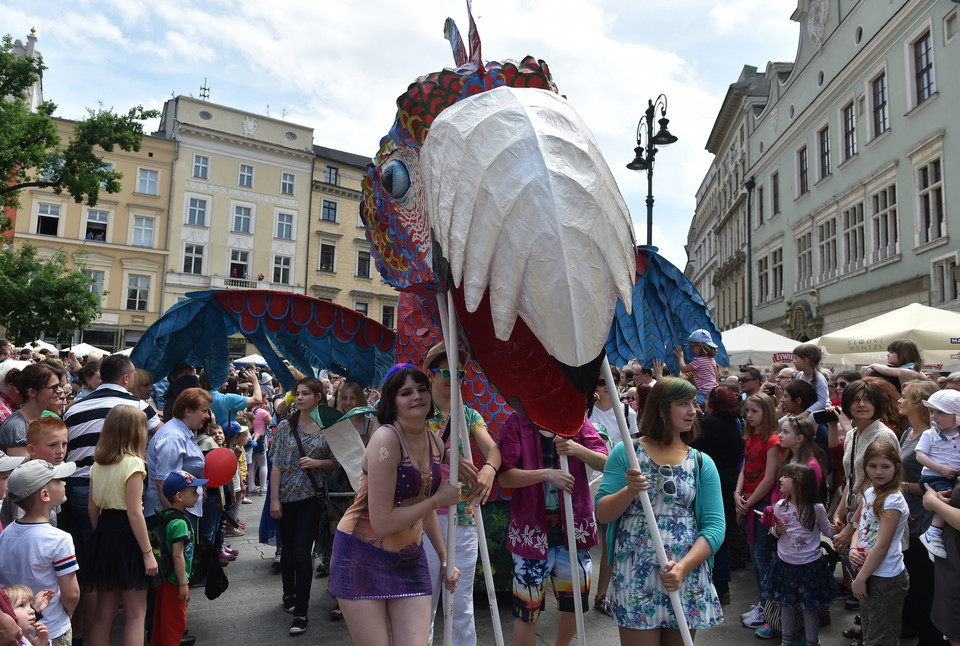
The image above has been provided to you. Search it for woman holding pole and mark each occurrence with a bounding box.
[596,377,725,645]
[329,365,462,645]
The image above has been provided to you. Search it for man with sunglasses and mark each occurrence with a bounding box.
[421,341,502,646]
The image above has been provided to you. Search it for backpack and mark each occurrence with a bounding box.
[148,508,190,580]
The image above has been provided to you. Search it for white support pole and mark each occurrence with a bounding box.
[601,357,694,646]
[437,292,504,646]
[436,291,461,646]
[558,453,586,646]
[455,406,504,646]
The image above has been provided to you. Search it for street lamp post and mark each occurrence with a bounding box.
[626,94,678,246]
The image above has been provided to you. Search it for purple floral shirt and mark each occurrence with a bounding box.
[499,412,608,559]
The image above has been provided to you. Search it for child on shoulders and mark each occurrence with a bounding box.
[675,329,720,407]
[915,390,960,559]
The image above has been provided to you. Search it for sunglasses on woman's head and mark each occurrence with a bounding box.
[836,381,849,388]
[597,379,606,387]
[432,368,466,380]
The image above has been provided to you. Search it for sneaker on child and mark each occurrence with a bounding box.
[921,526,947,560]
[741,604,765,628]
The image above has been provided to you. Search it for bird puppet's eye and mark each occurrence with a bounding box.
[380,159,410,199]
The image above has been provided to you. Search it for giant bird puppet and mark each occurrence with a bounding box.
[359,3,696,645]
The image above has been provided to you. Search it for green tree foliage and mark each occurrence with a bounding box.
[0,245,102,345]
[0,34,158,231]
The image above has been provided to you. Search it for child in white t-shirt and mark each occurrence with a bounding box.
[0,460,80,646]
[849,441,909,646]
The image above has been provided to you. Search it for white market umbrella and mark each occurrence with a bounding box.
[114,347,133,356]
[811,302,960,372]
[69,343,110,357]
[23,340,58,353]
[720,323,799,367]
[235,353,268,366]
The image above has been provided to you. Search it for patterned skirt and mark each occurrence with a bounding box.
[328,530,431,600]
[762,555,837,609]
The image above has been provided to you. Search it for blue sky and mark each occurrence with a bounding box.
[3,0,799,268]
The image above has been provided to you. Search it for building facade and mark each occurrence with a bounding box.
[690,0,960,340]
[155,97,314,312]
[690,66,770,330]
[13,119,176,350]
[308,146,398,329]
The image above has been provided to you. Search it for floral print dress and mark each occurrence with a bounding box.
[610,445,723,630]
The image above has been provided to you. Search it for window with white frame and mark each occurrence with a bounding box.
[818,126,831,179]
[354,302,368,316]
[796,231,813,291]
[931,254,958,305]
[322,200,337,222]
[817,217,838,282]
[756,184,764,226]
[132,216,154,248]
[233,205,252,233]
[913,30,935,106]
[871,73,889,138]
[842,101,857,162]
[276,212,294,239]
[238,164,254,188]
[126,275,150,311]
[36,203,60,236]
[85,270,105,300]
[324,166,339,185]
[319,243,336,273]
[281,172,295,195]
[99,162,114,190]
[183,244,204,275]
[137,169,158,195]
[230,250,249,278]
[193,155,209,179]
[841,202,865,273]
[757,256,770,304]
[357,249,371,278]
[273,255,291,284]
[771,172,780,215]
[771,247,783,299]
[382,305,395,329]
[85,210,108,240]
[187,197,207,227]
[917,157,945,245]
[870,185,898,262]
[797,146,809,195]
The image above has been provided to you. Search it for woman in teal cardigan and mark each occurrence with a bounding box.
[596,377,725,643]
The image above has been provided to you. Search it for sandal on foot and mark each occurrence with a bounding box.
[842,628,861,639]
[594,595,611,615]
[329,604,343,621]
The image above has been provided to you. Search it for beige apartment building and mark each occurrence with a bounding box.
[154,97,314,312]
[13,118,176,350]
[309,146,398,329]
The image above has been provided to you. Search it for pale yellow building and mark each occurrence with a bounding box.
[309,146,398,328]
[155,97,314,312]
[13,118,176,350]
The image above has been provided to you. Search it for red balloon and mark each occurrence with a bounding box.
[204,448,238,487]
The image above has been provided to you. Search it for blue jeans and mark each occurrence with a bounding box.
[200,488,221,546]
[712,540,731,594]
[749,500,774,603]
[278,497,321,618]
